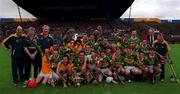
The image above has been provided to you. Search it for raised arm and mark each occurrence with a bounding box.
[2,34,14,49]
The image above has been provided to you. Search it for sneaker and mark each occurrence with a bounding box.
[160,79,164,82]
[112,80,118,84]
[22,85,27,88]
[170,78,176,82]
[77,82,80,87]
[150,74,155,84]
[151,78,155,84]
[50,80,55,87]
[170,76,176,82]
[51,82,55,87]
[63,83,68,88]
[92,80,98,84]
[23,80,28,85]
[14,83,18,87]
[128,80,132,83]
[48,80,51,84]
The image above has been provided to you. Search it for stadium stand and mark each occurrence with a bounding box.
[1,18,180,43]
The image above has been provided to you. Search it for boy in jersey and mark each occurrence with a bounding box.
[56,55,73,87]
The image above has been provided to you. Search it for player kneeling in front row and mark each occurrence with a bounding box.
[71,51,86,87]
[36,49,59,87]
[97,50,117,84]
[137,48,162,84]
[123,48,142,83]
[56,55,74,88]
[148,48,162,83]
[111,50,126,84]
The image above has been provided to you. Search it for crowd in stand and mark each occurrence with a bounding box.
[1,22,171,88]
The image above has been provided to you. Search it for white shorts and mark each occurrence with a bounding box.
[124,66,135,70]
[50,72,59,79]
[100,68,109,74]
[147,65,153,69]
[39,71,52,78]
[39,71,59,79]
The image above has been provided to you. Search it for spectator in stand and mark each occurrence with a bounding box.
[146,28,157,45]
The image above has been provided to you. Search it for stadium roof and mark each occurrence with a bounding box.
[11,0,134,20]
[1,0,180,19]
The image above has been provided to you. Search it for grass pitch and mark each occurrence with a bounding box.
[0,45,180,94]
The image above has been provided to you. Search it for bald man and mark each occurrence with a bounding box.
[2,26,26,86]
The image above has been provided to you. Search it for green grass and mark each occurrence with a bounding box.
[0,45,180,94]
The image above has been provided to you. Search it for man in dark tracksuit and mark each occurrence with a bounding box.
[152,33,171,81]
[37,25,54,51]
[2,26,25,85]
[23,27,42,80]
[36,25,54,75]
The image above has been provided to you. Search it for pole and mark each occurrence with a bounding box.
[128,6,132,22]
[168,61,179,83]
[127,5,132,30]
[17,5,23,23]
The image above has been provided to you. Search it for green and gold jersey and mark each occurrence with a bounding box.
[85,39,94,46]
[127,37,140,47]
[98,41,110,50]
[51,55,61,68]
[139,57,151,65]
[148,54,161,65]
[94,34,99,42]
[2,34,26,58]
[98,40,103,47]
[93,46,101,53]
[101,44,110,50]
[116,36,123,43]
[100,55,112,68]
[138,44,151,53]
[123,53,137,66]
[115,55,124,62]
[102,55,112,63]
[25,37,42,55]
[72,57,83,70]
[114,55,124,66]
[116,37,123,49]
[122,39,129,49]
[59,50,67,60]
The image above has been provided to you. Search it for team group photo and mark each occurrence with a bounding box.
[0,0,180,94]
